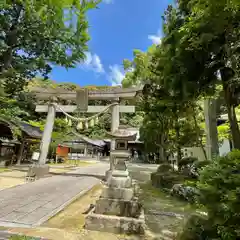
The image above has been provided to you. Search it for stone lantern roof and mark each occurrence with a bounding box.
[106,125,137,141]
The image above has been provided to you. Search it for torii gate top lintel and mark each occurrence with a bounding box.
[31,86,143,100]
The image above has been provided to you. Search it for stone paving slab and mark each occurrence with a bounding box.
[0,175,100,227]
[69,162,109,177]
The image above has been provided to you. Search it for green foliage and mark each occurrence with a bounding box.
[178,157,198,170]
[9,235,38,240]
[193,161,210,171]
[123,0,240,153]
[151,170,188,189]
[218,123,230,145]
[178,214,218,240]
[171,183,198,203]
[122,46,156,88]
[196,150,240,239]
[29,117,72,153]
[0,96,29,120]
[157,164,173,173]
[0,0,99,94]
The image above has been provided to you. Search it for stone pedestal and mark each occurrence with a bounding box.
[27,164,50,179]
[85,149,145,234]
[105,169,112,181]
[85,209,145,235]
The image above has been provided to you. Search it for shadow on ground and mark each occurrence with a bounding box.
[49,172,105,181]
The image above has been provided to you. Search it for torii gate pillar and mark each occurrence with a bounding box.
[38,102,56,165]
[110,98,120,169]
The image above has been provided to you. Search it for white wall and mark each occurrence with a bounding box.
[169,147,207,161]
[219,139,230,156]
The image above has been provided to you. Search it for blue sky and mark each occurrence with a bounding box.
[50,0,172,86]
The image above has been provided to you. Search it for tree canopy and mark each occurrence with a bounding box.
[0,0,99,94]
[120,0,240,161]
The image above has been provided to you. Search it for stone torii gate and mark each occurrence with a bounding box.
[31,87,141,167]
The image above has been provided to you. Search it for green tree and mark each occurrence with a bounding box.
[165,0,240,148]
[0,0,99,94]
[196,150,240,239]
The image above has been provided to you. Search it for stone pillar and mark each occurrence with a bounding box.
[84,144,88,157]
[16,140,25,165]
[110,99,119,169]
[204,99,219,160]
[38,103,56,165]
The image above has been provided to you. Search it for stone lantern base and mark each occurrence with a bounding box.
[85,208,145,234]
[85,170,146,234]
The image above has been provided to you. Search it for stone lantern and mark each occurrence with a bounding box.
[85,126,145,234]
[107,126,136,187]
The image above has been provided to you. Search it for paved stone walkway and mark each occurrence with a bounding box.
[69,162,109,177]
[0,163,109,228]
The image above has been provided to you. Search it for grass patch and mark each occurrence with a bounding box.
[140,183,198,214]
[9,236,39,240]
[140,182,199,235]
[0,167,11,173]
[44,184,102,231]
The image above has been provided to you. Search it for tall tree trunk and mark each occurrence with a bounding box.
[159,134,166,162]
[175,118,182,165]
[204,99,219,159]
[191,105,208,160]
[173,105,182,165]
[221,69,240,149]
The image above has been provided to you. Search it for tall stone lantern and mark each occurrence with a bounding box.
[85,126,145,234]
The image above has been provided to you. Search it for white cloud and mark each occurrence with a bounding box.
[148,28,162,45]
[83,52,104,73]
[148,35,162,45]
[108,65,125,86]
[102,0,113,3]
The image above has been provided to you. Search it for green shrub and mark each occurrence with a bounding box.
[188,160,211,178]
[178,214,218,240]
[196,150,240,239]
[193,160,210,172]
[178,157,198,170]
[151,171,188,189]
[171,183,198,203]
[157,163,173,173]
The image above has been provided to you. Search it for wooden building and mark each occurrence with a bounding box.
[56,132,106,160]
[0,118,42,165]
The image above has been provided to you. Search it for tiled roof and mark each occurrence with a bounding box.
[0,118,42,139]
